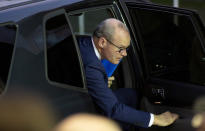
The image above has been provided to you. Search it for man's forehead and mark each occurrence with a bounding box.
[113,29,130,39]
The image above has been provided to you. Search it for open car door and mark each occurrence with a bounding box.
[125,2,205,131]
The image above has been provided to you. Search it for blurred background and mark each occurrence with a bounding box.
[150,0,205,24]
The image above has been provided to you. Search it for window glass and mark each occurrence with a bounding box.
[45,14,83,87]
[0,24,16,92]
[129,8,205,85]
[68,8,114,35]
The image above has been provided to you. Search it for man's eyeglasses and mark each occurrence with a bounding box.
[105,38,129,53]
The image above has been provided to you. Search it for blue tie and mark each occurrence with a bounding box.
[101,59,120,77]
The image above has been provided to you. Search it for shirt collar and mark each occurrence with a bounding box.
[92,37,101,60]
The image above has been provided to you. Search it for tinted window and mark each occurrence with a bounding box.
[69,8,114,35]
[0,24,16,92]
[45,14,83,87]
[129,8,205,86]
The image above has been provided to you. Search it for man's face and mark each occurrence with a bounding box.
[102,29,130,64]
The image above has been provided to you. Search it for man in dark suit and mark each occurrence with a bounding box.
[77,18,178,129]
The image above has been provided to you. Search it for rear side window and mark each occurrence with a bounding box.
[45,14,83,87]
[0,24,16,92]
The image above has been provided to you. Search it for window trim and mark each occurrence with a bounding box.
[43,9,87,92]
[0,22,18,94]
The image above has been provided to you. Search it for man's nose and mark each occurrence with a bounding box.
[121,49,127,56]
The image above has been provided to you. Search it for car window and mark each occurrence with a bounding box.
[45,14,83,88]
[0,24,16,92]
[68,8,114,35]
[129,7,205,86]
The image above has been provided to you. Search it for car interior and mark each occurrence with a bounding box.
[68,8,140,91]
[0,25,16,92]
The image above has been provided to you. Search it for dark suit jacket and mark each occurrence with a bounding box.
[77,36,150,128]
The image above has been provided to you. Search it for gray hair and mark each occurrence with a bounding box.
[93,18,129,41]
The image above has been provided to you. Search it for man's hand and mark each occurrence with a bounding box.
[108,76,115,88]
[153,111,179,127]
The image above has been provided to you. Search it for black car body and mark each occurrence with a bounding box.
[0,0,205,130]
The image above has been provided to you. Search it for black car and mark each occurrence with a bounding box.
[0,0,205,130]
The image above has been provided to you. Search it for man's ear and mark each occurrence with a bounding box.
[98,37,107,48]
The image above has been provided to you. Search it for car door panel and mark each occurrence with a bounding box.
[126,1,205,105]
[5,8,97,121]
[125,2,205,130]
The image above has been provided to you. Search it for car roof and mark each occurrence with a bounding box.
[0,0,84,23]
[0,0,44,9]
[0,0,83,10]
[0,0,151,23]
[0,0,148,9]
